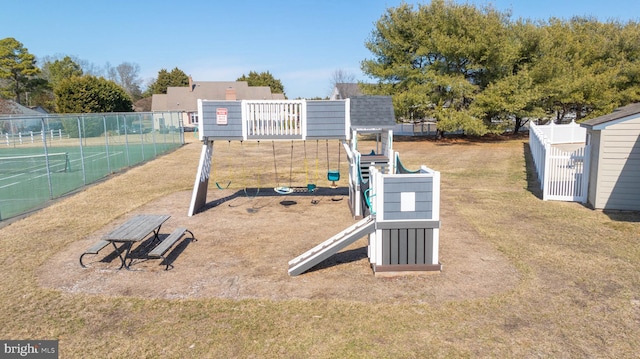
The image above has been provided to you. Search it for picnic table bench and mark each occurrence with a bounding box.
[79,214,194,270]
[147,227,195,270]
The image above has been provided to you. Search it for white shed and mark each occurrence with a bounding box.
[580,103,640,211]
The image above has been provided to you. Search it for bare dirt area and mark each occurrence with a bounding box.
[38,183,519,304]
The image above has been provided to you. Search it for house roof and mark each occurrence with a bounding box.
[151,81,285,112]
[581,103,640,129]
[0,99,43,117]
[330,83,363,100]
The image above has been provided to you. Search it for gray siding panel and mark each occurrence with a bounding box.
[388,232,397,265]
[306,101,346,139]
[407,229,416,265]
[416,230,425,264]
[399,230,408,264]
[382,229,391,265]
[424,229,434,263]
[201,101,243,139]
[381,228,435,265]
[383,176,435,221]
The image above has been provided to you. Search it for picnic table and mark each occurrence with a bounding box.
[80,214,196,270]
[100,214,170,270]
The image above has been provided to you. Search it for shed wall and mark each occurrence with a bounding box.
[594,118,640,210]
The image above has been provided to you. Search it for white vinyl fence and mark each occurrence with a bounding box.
[529,121,590,203]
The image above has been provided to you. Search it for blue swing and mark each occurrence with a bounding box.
[327,170,340,182]
[326,140,341,187]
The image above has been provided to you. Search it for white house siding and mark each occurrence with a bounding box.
[593,118,640,210]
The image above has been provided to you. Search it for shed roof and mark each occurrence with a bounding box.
[581,103,640,129]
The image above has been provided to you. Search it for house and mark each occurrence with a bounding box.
[0,99,43,116]
[151,78,285,131]
[330,83,363,100]
[0,99,44,133]
[580,103,640,211]
[28,105,48,114]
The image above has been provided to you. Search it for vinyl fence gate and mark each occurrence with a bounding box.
[529,121,590,203]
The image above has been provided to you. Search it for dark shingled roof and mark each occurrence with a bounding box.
[349,96,396,128]
[581,103,640,129]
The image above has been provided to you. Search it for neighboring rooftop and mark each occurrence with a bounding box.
[330,83,363,100]
[0,99,44,117]
[151,79,285,112]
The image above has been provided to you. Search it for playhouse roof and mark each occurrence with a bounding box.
[581,103,640,129]
[349,96,396,129]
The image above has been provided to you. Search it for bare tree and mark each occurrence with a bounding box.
[106,62,143,100]
[328,69,360,99]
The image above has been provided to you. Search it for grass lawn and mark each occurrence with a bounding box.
[0,135,638,358]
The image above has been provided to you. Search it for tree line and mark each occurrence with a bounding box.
[0,37,286,114]
[360,0,640,136]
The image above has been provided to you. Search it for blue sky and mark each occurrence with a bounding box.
[2,0,639,99]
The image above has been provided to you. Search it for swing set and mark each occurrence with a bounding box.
[211,139,343,196]
[272,139,342,194]
[211,141,263,197]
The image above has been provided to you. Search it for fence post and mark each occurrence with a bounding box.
[41,118,54,199]
[149,115,158,158]
[139,114,145,161]
[103,116,111,174]
[78,116,87,185]
[120,114,130,166]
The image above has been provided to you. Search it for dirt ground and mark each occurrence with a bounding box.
[38,182,519,304]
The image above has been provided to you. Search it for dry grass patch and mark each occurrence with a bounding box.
[0,135,639,357]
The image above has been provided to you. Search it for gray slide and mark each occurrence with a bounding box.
[288,216,375,276]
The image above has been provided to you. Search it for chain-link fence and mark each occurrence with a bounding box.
[0,111,185,221]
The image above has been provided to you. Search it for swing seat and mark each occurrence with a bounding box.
[274,186,294,195]
[327,170,340,182]
[307,183,316,192]
[215,181,231,190]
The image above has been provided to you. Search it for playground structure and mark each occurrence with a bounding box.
[189,96,442,276]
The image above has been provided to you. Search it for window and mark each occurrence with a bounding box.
[189,112,199,124]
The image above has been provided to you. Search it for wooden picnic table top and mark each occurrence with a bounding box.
[102,214,170,242]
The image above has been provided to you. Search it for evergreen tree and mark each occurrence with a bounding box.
[0,37,40,104]
[237,71,285,96]
[144,67,189,96]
